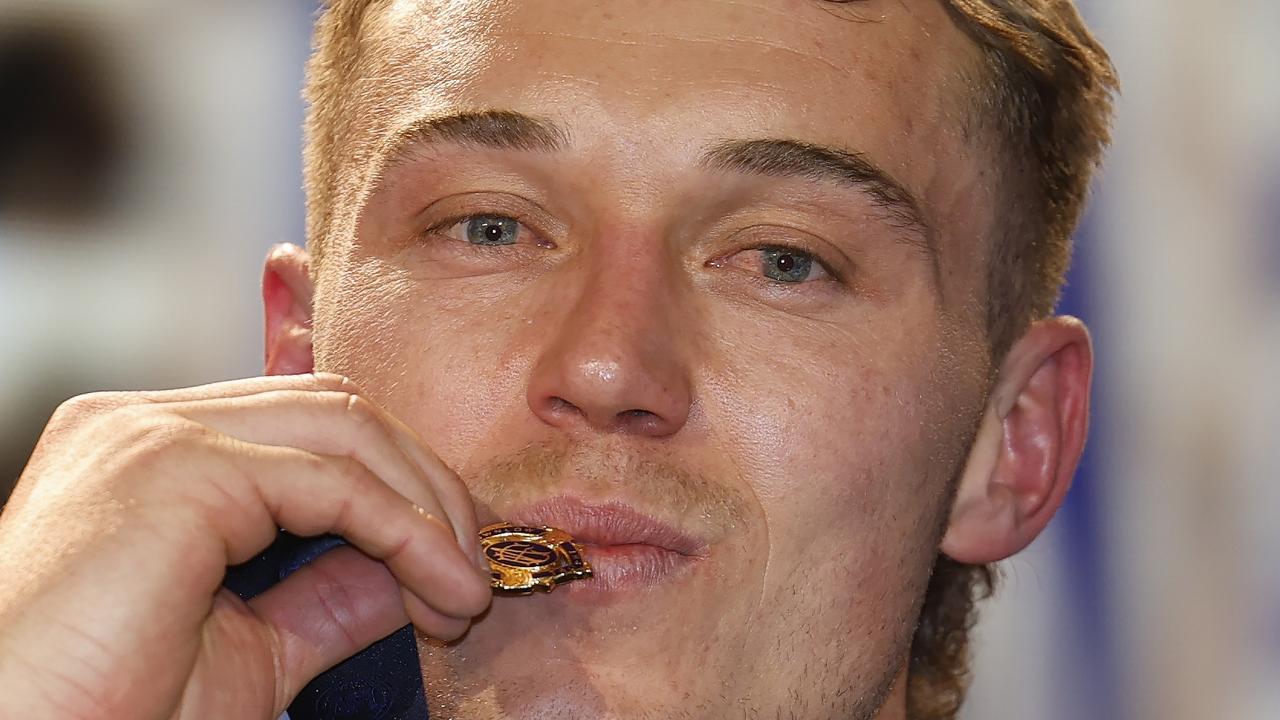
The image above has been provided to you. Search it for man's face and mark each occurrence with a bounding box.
[311,1,997,717]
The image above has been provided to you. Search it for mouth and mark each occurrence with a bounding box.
[503,496,708,595]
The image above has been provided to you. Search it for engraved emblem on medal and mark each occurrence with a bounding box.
[479,523,593,594]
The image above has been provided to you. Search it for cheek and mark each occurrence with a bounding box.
[703,306,956,592]
[312,257,534,467]
[698,305,969,696]
[709,314,941,507]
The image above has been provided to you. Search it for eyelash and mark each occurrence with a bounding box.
[420,212,844,288]
[421,213,552,248]
[745,245,836,284]
[710,233,845,290]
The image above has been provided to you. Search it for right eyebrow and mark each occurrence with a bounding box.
[699,138,934,255]
[380,109,570,170]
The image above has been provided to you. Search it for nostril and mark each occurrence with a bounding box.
[548,396,580,415]
[618,408,664,432]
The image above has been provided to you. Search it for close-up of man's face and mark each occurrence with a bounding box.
[260,1,1105,718]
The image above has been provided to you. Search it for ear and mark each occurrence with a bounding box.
[262,242,315,375]
[940,316,1093,564]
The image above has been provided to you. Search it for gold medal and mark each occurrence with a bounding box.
[479,523,593,594]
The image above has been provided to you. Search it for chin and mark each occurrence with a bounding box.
[423,648,695,720]
[421,596,723,720]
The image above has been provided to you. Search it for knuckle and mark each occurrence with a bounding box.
[331,453,372,487]
[50,391,127,427]
[116,415,211,471]
[307,564,362,648]
[312,452,369,496]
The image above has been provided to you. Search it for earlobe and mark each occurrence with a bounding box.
[262,243,316,376]
[941,317,1093,564]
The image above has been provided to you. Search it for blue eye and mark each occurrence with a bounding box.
[426,211,555,254]
[760,247,816,283]
[463,215,521,246]
[712,244,833,285]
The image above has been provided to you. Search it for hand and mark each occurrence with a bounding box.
[0,373,491,720]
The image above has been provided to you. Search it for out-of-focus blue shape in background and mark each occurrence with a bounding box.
[966,2,1280,719]
[1,2,1277,719]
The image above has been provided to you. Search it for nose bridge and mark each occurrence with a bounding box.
[575,234,671,344]
[527,228,693,437]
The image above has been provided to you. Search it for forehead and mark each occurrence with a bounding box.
[359,0,973,157]
[339,0,991,295]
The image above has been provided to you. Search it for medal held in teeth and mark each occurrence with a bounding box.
[480,523,593,594]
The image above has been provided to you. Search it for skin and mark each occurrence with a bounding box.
[291,0,1090,718]
[0,1,1092,719]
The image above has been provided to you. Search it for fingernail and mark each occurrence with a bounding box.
[474,545,493,580]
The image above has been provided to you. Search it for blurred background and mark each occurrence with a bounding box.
[0,2,1276,719]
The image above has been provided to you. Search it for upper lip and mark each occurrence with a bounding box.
[503,495,709,558]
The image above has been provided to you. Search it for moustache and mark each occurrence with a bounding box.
[462,438,750,540]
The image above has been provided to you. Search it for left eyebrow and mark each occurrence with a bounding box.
[380,109,570,171]
[698,138,936,267]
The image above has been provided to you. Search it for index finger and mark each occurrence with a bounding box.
[121,373,362,405]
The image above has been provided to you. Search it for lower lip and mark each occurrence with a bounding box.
[563,544,696,597]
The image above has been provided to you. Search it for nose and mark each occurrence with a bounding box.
[526,245,693,438]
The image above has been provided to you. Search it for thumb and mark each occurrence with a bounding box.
[174,546,414,719]
[250,546,413,710]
